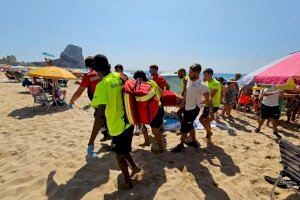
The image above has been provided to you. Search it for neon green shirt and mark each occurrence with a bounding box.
[91,72,130,136]
[205,79,221,107]
[181,75,189,91]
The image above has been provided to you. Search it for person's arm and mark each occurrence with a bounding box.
[180,90,186,108]
[181,79,188,96]
[165,81,170,90]
[238,86,244,97]
[282,93,298,98]
[88,104,106,145]
[210,88,218,100]
[203,91,214,119]
[262,90,280,97]
[69,86,86,105]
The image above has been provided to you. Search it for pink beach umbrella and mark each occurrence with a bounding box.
[255,52,300,85]
[241,52,300,86]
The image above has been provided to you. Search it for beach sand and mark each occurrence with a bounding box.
[0,72,299,200]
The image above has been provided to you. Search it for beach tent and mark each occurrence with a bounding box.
[241,52,300,86]
[160,72,181,94]
[9,66,27,72]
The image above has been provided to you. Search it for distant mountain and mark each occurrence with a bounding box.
[30,44,85,68]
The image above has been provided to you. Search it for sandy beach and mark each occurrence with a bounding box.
[0,72,299,200]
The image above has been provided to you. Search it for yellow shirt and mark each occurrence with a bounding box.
[205,79,221,107]
[181,75,189,91]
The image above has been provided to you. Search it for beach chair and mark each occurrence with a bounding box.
[270,139,300,199]
[28,85,52,110]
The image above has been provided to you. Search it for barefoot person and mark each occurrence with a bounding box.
[200,68,221,140]
[255,86,283,138]
[172,64,210,153]
[177,68,189,123]
[133,70,165,153]
[69,56,110,140]
[89,54,140,189]
[222,79,238,118]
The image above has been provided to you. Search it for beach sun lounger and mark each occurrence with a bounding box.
[28,85,52,110]
[270,139,300,199]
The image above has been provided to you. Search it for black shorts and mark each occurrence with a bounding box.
[150,107,165,129]
[112,125,134,155]
[201,107,219,118]
[261,104,280,120]
[180,107,200,134]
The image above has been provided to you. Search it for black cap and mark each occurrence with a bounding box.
[203,68,214,74]
[93,54,110,72]
[190,63,202,73]
[85,56,94,69]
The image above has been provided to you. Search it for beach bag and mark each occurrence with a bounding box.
[161,90,182,106]
[122,78,159,125]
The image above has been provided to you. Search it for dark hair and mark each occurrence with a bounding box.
[178,68,186,74]
[133,70,148,82]
[190,63,202,73]
[93,54,110,73]
[114,64,123,71]
[85,56,94,69]
[149,65,159,70]
[203,68,214,75]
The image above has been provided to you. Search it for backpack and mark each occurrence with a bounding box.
[120,75,159,125]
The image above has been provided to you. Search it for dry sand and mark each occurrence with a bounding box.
[0,72,299,200]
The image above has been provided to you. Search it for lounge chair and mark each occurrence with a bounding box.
[28,85,52,110]
[270,139,300,199]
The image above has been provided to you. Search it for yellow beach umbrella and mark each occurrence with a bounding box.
[28,66,76,80]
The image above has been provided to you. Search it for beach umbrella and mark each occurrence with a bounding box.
[241,52,300,86]
[28,66,76,105]
[255,52,300,85]
[28,66,76,80]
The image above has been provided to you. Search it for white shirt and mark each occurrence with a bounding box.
[262,87,280,107]
[185,78,209,111]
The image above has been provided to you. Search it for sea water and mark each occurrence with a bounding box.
[164,73,237,94]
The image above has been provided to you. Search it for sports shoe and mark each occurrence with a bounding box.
[87,144,97,158]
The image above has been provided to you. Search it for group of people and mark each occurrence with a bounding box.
[68,54,299,189]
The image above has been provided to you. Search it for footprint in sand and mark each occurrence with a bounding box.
[254,187,270,196]
[0,175,5,183]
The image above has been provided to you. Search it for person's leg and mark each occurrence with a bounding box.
[272,119,279,133]
[226,106,233,117]
[292,108,298,121]
[151,127,164,152]
[256,118,265,132]
[221,105,227,116]
[200,116,213,139]
[177,107,184,124]
[116,154,133,189]
[141,125,150,146]
[124,153,141,177]
[149,107,165,152]
[286,109,292,122]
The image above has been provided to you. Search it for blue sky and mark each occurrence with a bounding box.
[0,0,299,73]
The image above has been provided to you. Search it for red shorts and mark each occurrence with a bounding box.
[238,95,251,105]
